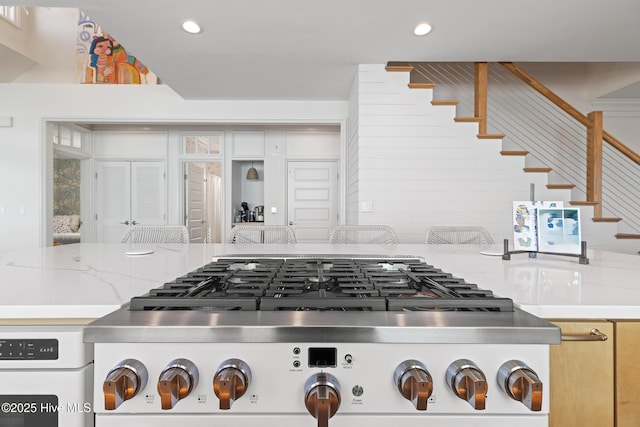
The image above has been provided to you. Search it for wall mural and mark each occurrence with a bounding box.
[75,11,157,84]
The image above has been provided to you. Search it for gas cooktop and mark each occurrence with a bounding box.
[128,257,513,312]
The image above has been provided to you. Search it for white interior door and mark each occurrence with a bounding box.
[185,162,206,242]
[131,162,166,226]
[96,161,165,243]
[96,162,131,243]
[287,161,339,243]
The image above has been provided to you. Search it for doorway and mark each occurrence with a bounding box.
[52,154,82,245]
[49,123,91,246]
[184,161,223,243]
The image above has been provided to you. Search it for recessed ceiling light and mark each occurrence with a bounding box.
[414,23,432,36]
[182,20,202,34]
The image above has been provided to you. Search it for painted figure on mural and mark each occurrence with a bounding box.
[86,36,116,83]
[85,34,150,84]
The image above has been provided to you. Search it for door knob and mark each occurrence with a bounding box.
[119,221,130,225]
[289,221,293,225]
[131,221,138,225]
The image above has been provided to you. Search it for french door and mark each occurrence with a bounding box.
[96,161,166,242]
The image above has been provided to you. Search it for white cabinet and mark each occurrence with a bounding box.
[231,132,265,157]
[96,161,166,242]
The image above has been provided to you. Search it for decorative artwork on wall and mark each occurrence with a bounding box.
[75,11,157,85]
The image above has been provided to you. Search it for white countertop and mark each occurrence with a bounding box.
[0,243,638,320]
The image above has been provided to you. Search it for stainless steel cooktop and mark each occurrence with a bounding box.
[85,256,560,345]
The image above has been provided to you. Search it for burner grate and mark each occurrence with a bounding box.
[127,257,514,312]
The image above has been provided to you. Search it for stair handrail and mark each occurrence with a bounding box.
[493,61,639,217]
[499,62,640,166]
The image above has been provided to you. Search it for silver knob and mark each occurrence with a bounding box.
[497,360,543,411]
[157,358,199,410]
[289,221,294,225]
[393,360,433,410]
[304,372,341,427]
[103,359,148,410]
[131,220,138,225]
[445,359,487,410]
[213,358,252,410]
[119,220,130,225]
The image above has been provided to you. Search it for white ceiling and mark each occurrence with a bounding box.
[10,0,640,100]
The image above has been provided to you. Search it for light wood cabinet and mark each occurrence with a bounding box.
[615,321,640,427]
[548,320,614,427]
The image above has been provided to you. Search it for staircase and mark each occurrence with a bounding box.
[382,62,640,252]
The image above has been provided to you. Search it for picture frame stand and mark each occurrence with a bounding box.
[501,239,589,264]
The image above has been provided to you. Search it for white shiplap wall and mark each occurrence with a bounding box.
[346,68,360,224]
[350,64,628,248]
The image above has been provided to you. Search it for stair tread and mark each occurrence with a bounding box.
[615,233,640,239]
[592,217,623,222]
[385,65,413,72]
[431,100,458,106]
[523,167,552,173]
[409,82,435,89]
[478,134,506,139]
[454,117,481,122]
[547,183,576,189]
[500,150,529,156]
[570,200,600,206]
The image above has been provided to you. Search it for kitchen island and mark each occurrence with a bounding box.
[0,243,638,427]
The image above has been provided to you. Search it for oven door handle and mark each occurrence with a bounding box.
[561,328,608,342]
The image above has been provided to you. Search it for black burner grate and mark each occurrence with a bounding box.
[128,258,513,312]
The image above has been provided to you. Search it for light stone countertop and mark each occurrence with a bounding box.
[1,243,638,320]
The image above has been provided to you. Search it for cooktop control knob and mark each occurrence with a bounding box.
[304,372,341,427]
[393,360,433,410]
[213,358,252,410]
[445,359,488,410]
[157,358,199,410]
[103,359,148,410]
[497,360,543,411]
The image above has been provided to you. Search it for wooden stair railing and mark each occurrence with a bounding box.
[386,61,640,238]
[498,62,640,219]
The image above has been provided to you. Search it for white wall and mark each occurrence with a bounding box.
[0,83,347,250]
[590,99,640,153]
[346,69,360,224]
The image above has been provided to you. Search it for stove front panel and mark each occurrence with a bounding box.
[93,342,550,416]
[95,414,547,427]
